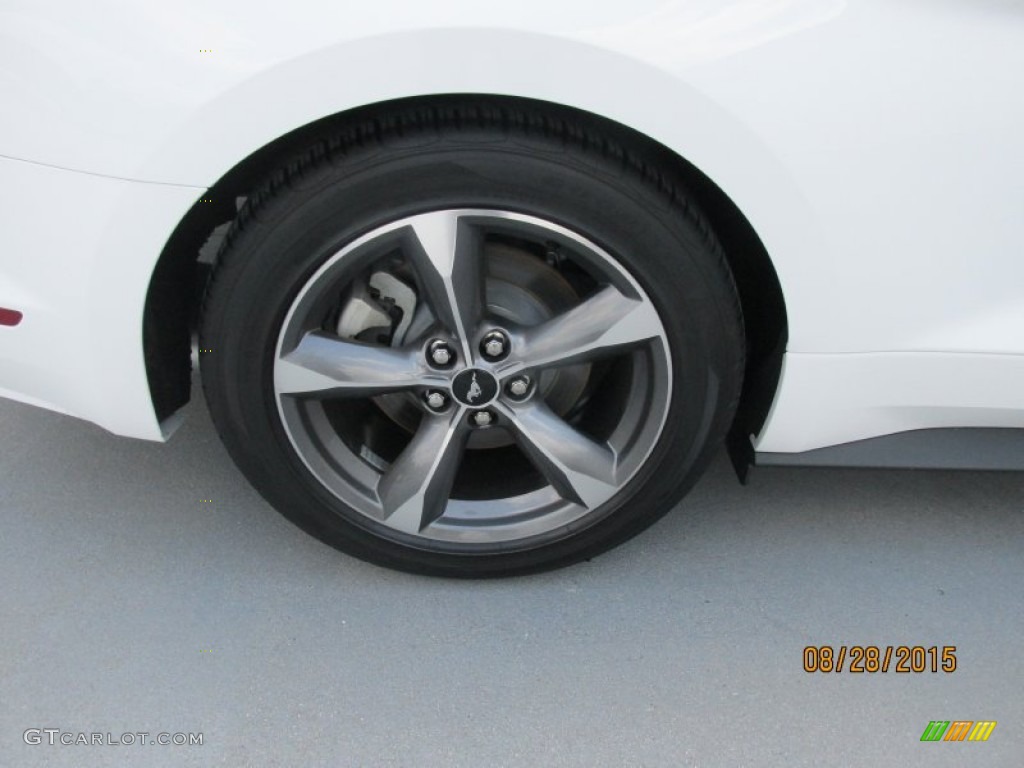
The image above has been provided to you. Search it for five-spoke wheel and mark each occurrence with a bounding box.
[273,210,671,544]
[199,103,743,576]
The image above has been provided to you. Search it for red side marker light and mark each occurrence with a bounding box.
[0,308,24,326]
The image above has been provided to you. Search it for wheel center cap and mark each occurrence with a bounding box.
[452,368,499,407]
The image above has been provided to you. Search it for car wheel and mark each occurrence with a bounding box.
[199,102,744,577]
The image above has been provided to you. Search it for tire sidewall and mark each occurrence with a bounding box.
[201,131,742,576]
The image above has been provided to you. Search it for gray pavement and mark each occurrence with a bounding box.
[1,389,1022,767]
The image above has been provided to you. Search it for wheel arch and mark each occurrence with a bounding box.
[144,95,786,475]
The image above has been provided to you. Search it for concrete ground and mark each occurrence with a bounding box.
[1,390,1021,767]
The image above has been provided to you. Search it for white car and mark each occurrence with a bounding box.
[2,1,1022,575]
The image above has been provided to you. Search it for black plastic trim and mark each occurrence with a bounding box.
[756,428,1024,471]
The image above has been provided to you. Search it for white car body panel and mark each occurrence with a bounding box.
[759,352,1024,453]
[0,0,1022,451]
[0,156,201,438]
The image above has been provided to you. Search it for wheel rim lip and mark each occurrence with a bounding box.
[272,208,673,548]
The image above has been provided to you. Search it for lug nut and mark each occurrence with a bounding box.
[480,330,510,361]
[471,410,495,427]
[424,391,448,411]
[506,376,531,398]
[427,339,455,368]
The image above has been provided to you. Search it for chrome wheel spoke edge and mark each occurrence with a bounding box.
[376,407,470,534]
[276,331,431,397]
[514,285,661,371]
[498,401,619,510]
[405,211,485,363]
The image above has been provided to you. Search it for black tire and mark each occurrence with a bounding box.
[199,100,744,577]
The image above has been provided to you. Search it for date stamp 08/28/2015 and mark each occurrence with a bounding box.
[803,645,957,674]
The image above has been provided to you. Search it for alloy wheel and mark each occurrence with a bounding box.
[272,209,672,548]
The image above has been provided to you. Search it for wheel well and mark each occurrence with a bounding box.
[143,95,787,473]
